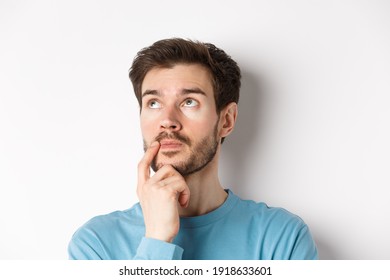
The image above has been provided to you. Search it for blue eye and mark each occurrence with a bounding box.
[148,100,161,109]
[183,99,198,107]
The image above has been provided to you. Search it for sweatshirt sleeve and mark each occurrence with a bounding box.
[289,224,318,260]
[133,237,183,260]
[68,226,184,260]
[68,227,107,260]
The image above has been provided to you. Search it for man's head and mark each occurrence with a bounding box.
[129,38,241,116]
[129,38,241,175]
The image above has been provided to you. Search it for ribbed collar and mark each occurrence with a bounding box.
[179,189,239,228]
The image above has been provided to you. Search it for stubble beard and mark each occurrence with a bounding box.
[143,121,220,177]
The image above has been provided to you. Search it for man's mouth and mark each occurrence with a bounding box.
[159,139,183,150]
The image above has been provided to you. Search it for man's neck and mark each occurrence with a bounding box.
[178,160,227,217]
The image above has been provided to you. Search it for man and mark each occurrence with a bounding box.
[68,38,318,260]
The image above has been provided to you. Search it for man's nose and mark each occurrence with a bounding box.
[159,107,182,132]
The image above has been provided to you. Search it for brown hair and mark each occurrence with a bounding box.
[129,38,241,113]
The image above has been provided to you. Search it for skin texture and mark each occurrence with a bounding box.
[137,64,238,242]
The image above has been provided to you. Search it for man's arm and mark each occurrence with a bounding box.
[68,141,190,260]
[68,229,184,260]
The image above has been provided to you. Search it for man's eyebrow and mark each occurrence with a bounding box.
[142,90,160,98]
[182,88,207,96]
[142,88,207,98]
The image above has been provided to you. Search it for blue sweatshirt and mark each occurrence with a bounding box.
[68,190,318,260]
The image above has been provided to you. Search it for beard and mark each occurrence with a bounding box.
[143,121,220,177]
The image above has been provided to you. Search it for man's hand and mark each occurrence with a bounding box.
[137,141,190,243]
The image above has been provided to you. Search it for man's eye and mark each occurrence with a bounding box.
[148,100,161,109]
[183,99,198,107]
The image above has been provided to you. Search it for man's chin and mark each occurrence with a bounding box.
[160,150,181,158]
[153,159,209,177]
[154,160,181,170]
[151,157,183,173]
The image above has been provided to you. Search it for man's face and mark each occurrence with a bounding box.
[140,64,221,176]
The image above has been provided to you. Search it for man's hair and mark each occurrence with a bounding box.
[129,38,241,113]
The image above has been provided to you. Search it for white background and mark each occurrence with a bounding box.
[0,0,389,260]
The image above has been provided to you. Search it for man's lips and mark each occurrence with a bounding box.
[159,140,183,149]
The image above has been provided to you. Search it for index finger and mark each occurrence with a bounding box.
[138,141,160,185]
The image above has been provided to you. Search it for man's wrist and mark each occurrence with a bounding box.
[145,232,174,243]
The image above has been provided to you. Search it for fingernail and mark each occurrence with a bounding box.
[151,141,159,147]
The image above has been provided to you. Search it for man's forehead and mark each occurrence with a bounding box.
[141,64,214,97]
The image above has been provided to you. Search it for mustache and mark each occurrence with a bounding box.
[154,131,191,146]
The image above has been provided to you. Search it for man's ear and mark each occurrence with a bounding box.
[219,102,238,139]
